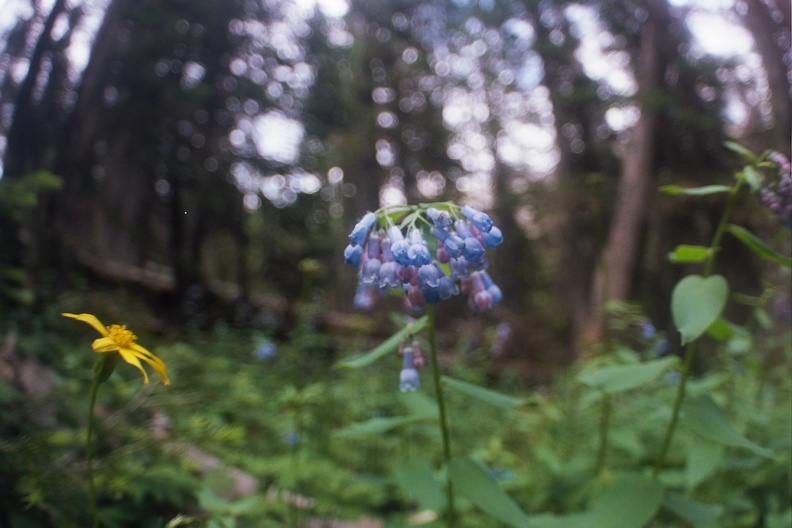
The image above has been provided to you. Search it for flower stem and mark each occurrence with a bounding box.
[595,394,611,475]
[704,178,743,277]
[426,305,455,527]
[653,342,694,477]
[86,378,100,528]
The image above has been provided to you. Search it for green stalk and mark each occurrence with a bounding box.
[704,179,743,277]
[289,411,301,528]
[595,394,611,475]
[653,342,693,477]
[86,378,100,528]
[426,305,455,527]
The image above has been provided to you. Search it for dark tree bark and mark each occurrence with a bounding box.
[741,0,791,151]
[588,2,667,336]
[3,0,68,178]
[527,1,614,355]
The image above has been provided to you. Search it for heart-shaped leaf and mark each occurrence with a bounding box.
[671,275,728,345]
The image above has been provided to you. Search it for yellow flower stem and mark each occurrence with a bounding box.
[427,305,455,527]
[86,377,101,528]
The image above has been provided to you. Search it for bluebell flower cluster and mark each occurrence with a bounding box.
[759,152,792,229]
[344,204,503,312]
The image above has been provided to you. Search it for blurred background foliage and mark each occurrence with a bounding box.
[0,0,789,526]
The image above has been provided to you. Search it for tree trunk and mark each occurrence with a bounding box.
[3,0,68,178]
[741,0,791,151]
[587,3,666,338]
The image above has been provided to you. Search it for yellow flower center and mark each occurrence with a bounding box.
[106,325,137,348]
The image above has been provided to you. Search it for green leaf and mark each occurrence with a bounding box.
[663,492,723,528]
[660,184,732,196]
[585,474,664,528]
[334,415,434,438]
[682,394,774,458]
[671,275,729,345]
[393,459,444,512]
[724,141,757,163]
[336,315,428,369]
[742,165,762,191]
[449,456,530,528]
[398,210,421,228]
[577,357,678,394]
[667,245,712,264]
[528,513,588,528]
[726,224,792,268]
[531,475,664,528]
[706,317,749,342]
[441,376,528,409]
[685,436,724,488]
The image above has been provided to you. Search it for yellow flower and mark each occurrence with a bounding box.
[62,313,170,385]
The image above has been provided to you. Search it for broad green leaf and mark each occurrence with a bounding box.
[685,436,724,488]
[577,357,678,394]
[531,475,664,528]
[682,394,774,458]
[660,184,732,196]
[667,245,712,264]
[726,224,792,268]
[586,474,664,528]
[336,315,427,369]
[334,415,434,438]
[671,275,728,344]
[449,456,530,528]
[393,459,444,512]
[663,492,722,528]
[442,376,528,409]
[724,141,757,163]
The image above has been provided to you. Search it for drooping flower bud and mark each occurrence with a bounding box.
[348,212,377,246]
[461,204,493,233]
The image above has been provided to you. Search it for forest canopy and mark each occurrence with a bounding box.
[0,0,789,350]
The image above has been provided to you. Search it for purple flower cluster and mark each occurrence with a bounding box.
[760,152,792,229]
[344,204,503,311]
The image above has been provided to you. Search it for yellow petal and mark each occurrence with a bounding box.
[62,313,109,337]
[92,336,120,353]
[130,343,170,385]
[117,348,151,384]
